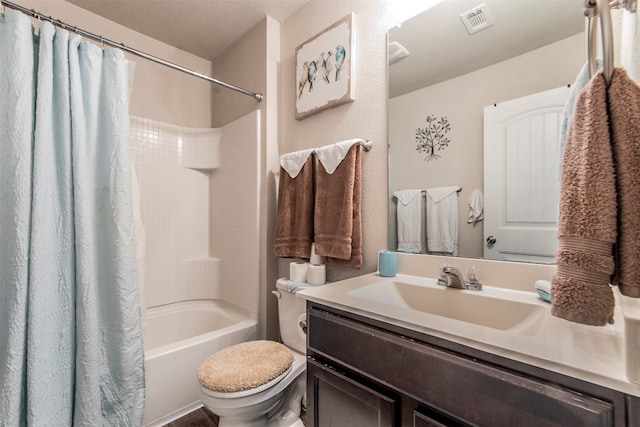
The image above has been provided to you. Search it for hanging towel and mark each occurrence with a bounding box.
[315,138,362,174]
[608,68,640,298]
[559,60,602,159]
[551,70,617,326]
[314,144,362,268]
[274,150,315,259]
[279,147,315,178]
[467,188,484,224]
[426,186,461,256]
[394,189,423,253]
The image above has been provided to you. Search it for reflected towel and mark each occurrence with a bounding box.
[394,189,423,253]
[314,144,362,268]
[467,188,483,224]
[274,152,315,259]
[426,186,460,256]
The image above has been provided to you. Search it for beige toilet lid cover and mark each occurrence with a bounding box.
[197,340,294,393]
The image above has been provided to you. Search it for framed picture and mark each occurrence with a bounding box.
[295,13,355,120]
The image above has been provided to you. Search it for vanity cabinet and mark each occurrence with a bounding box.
[306,302,639,427]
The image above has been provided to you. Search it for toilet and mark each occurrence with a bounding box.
[197,279,309,427]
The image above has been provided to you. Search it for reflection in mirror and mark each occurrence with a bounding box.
[388,0,585,263]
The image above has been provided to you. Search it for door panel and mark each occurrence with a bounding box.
[483,86,570,263]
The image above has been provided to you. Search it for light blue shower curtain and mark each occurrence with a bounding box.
[0,10,144,426]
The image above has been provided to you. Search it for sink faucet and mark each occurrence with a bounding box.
[437,266,483,291]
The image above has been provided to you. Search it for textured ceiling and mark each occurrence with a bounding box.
[389,0,586,98]
[68,0,310,61]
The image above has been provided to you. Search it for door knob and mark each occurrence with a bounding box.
[486,235,497,245]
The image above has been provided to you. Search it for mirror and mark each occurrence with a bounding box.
[388,0,585,263]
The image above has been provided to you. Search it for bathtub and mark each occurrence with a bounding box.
[142,300,257,426]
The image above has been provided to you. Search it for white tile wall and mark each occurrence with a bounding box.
[130,117,220,307]
[211,111,261,315]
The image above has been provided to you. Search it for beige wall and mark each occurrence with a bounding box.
[278,0,397,283]
[389,33,585,259]
[26,1,212,128]
[211,17,281,339]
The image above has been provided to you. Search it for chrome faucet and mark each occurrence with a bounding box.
[437,265,483,291]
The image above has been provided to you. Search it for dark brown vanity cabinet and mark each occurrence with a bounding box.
[306,302,640,427]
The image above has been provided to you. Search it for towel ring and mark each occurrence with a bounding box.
[585,0,638,85]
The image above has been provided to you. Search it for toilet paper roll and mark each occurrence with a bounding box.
[289,262,308,282]
[310,243,325,265]
[307,263,326,285]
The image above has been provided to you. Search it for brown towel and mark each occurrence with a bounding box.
[274,155,314,258]
[314,144,362,268]
[609,68,640,298]
[552,70,617,326]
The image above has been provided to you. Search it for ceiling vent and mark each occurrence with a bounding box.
[388,41,410,65]
[460,3,494,35]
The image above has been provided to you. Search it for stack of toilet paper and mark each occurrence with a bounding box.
[289,243,326,286]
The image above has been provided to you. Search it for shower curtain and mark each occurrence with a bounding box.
[0,10,144,427]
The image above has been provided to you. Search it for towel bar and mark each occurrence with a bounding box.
[585,0,637,85]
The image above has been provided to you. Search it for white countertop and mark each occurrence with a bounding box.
[298,268,640,397]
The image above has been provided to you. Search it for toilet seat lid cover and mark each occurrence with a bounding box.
[197,340,294,393]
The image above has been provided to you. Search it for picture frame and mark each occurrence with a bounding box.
[295,13,355,120]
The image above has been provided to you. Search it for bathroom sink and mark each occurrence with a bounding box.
[347,278,545,333]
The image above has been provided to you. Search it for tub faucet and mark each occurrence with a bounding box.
[437,266,483,291]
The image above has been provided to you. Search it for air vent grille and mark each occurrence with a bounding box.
[460,3,494,34]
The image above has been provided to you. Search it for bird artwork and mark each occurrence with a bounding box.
[298,61,309,99]
[307,60,318,92]
[322,51,333,84]
[316,53,328,84]
[334,45,346,81]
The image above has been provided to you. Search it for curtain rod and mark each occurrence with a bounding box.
[0,0,264,102]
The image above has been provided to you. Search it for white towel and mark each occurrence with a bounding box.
[394,189,423,253]
[559,60,601,159]
[279,148,314,178]
[426,186,461,256]
[467,188,484,224]
[622,9,640,83]
[315,138,363,174]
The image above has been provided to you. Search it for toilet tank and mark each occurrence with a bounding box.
[274,279,309,354]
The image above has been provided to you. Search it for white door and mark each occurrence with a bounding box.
[483,86,570,263]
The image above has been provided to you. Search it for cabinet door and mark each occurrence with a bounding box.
[402,396,471,427]
[307,358,397,427]
[308,307,615,427]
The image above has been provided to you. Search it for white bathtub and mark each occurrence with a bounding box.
[142,300,257,426]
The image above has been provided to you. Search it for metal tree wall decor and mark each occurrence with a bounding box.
[416,115,451,161]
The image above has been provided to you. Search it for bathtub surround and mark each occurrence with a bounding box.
[0,11,144,425]
[132,112,262,425]
[129,117,221,307]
